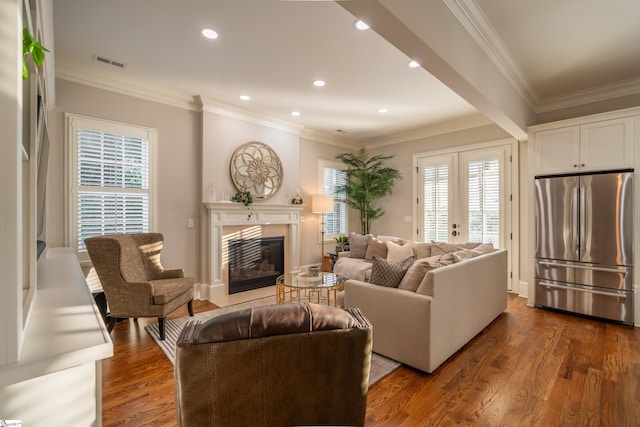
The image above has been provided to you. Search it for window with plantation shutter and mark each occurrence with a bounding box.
[422,163,451,242]
[466,158,500,246]
[67,114,156,258]
[417,146,508,249]
[320,160,347,238]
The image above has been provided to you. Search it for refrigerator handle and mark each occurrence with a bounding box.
[572,187,579,254]
[579,184,586,255]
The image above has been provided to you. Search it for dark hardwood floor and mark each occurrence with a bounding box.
[102,295,640,426]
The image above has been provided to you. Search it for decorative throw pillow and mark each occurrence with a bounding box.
[412,242,432,259]
[398,255,442,291]
[470,243,495,256]
[365,236,387,261]
[431,241,462,256]
[386,240,414,262]
[349,232,370,259]
[463,242,481,249]
[370,255,416,288]
[451,249,473,263]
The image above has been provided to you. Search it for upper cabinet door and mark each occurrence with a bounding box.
[534,126,580,175]
[580,117,634,172]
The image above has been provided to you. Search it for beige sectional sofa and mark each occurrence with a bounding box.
[339,235,508,373]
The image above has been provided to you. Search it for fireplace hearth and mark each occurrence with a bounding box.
[228,236,284,294]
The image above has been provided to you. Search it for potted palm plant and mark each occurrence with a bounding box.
[336,148,401,235]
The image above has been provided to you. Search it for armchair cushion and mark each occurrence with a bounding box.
[151,276,196,304]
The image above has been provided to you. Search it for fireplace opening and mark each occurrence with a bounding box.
[228,236,284,294]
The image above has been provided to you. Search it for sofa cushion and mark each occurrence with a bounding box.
[370,255,415,288]
[349,232,370,259]
[365,236,388,261]
[412,242,432,259]
[333,257,372,281]
[430,241,463,256]
[470,243,495,256]
[386,240,414,262]
[398,255,443,292]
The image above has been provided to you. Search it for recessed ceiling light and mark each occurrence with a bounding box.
[408,60,420,68]
[378,108,388,113]
[354,20,370,30]
[313,80,326,87]
[239,95,251,101]
[201,28,218,39]
[291,111,301,116]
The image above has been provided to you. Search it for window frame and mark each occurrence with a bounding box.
[318,159,348,241]
[65,113,157,262]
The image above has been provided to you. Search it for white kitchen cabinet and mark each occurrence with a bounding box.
[533,126,579,175]
[533,117,634,175]
[579,117,634,172]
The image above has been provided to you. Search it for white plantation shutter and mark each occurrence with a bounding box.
[321,163,347,237]
[467,158,500,246]
[422,163,450,242]
[68,115,155,256]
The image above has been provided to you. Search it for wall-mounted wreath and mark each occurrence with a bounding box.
[230,141,283,200]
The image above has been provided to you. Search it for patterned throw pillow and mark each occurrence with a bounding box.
[370,255,416,288]
[349,232,370,259]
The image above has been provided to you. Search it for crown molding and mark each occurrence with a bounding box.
[444,0,640,116]
[197,96,304,135]
[365,114,493,148]
[444,0,538,108]
[533,77,640,113]
[299,128,362,149]
[55,61,201,111]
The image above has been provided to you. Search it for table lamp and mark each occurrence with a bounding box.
[312,195,334,270]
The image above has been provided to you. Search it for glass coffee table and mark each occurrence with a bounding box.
[276,272,345,306]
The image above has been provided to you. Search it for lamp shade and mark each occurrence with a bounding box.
[312,195,334,214]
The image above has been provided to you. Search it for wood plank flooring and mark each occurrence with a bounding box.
[102,295,640,426]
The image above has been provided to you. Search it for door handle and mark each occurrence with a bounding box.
[451,230,458,237]
[539,282,626,299]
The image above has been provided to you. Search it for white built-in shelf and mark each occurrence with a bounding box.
[0,247,113,387]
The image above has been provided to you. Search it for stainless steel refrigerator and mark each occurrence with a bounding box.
[534,170,634,325]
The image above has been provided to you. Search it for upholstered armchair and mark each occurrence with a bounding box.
[174,302,373,427]
[85,233,194,340]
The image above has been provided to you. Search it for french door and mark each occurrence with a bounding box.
[417,145,511,249]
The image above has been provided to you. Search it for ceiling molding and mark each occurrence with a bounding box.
[444,0,640,116]
[533,77,640,113]
[299,128,362,148]
[198,96,304,135]
[55,61,201,111]
[443,0,538,109]
[365,113,493,148]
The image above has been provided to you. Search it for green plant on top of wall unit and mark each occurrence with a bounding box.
[336,148,401,235]
[23,27,49,80]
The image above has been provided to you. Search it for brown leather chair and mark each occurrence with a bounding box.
[85,233,194,340]
[174,302,373,427]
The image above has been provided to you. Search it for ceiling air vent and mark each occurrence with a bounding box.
[93,55,127,69]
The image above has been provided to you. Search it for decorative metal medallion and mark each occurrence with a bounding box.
[230,141,283,199]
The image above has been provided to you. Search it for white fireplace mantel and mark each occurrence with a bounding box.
[203,202,304,301]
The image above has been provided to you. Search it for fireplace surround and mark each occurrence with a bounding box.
[202,202,304,302]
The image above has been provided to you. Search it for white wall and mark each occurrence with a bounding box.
[50,79,201,278]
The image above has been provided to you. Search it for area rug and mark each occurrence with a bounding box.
[145,296,401,386]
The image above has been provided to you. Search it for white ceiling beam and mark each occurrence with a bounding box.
[338,0,534,141]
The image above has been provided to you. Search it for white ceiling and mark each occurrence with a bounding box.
[52,0,640,145]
